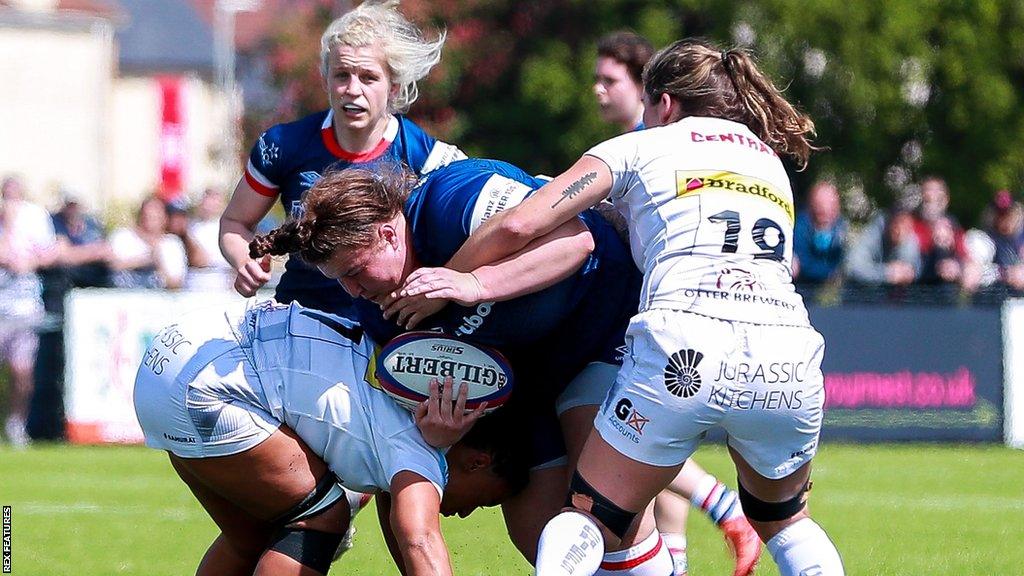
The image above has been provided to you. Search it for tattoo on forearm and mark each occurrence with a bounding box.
[551,172,598,208]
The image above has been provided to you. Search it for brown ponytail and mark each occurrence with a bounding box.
[249,166,414,265]
[643,38,819,168]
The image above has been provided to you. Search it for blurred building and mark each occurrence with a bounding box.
[0,0,236,211]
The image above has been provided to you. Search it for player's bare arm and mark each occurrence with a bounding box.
[389,471,453,576]
[376,493,409,575]
[388,217,594,328]
[220,177,277,295]
[442,156,613,276]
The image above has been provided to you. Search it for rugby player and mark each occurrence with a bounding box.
[591,30,762,576]
[133,300,528,576]
[403,38,845,576]
[220,0,465,316]
[249,160,677,574]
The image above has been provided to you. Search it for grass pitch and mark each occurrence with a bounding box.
[1,442,1021,575]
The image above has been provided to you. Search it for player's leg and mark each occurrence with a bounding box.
[538,310,734,575]
[653,490,689,575]
[169,457,272,575]
[722,323,843,576]
[2,328,38,446]
[134,316,349,576]
[557,364,673,576]
[170,425,351,576]
[560,406,671,576]
[535,429,683,575]
[666,459,761,576]
[729,452,842,576]
[502,464,571,563]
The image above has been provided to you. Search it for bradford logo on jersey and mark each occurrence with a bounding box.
[675,170,794,224]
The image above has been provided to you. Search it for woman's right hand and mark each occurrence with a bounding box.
[414,377,486,449]
[233,254,272,296]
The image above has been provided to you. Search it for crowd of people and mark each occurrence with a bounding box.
[0,176,239,446]
[794,175,1024,303]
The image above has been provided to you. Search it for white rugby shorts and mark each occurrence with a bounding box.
[594,310,825,479]
[133,311,279,458]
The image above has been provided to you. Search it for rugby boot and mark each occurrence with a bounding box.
[721,515,762,576]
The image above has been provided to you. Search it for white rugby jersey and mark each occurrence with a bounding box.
[587,116,810,326]
[234,301,448,495]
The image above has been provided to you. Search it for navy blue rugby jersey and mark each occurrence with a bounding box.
[244,110,466,316]
[356,158,641,360]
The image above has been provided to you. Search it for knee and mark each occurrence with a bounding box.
[737,480,811,541]
[207,532,267,568]
[566,470,639,542]
[292,494,350,535]
[267,526,346,575]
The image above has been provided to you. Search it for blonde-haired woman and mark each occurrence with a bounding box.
[401,38,844,576]
[220,0,465,317]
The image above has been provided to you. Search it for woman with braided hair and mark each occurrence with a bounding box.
[397,38,845,576]
[248,159,689,573]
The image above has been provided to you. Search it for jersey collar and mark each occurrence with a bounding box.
[321,110,399,162]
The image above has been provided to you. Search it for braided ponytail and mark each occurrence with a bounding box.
[249,166,413,266]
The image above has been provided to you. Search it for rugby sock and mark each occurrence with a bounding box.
[659,532,688,576]
[535,511,605,576]
[344,488,373,518]
[689,475,743,526]
[595,530,674,576]
[765,518,844,576]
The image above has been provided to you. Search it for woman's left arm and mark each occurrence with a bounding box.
[382,216,595,329]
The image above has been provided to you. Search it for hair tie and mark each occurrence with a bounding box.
[721,50,733,74]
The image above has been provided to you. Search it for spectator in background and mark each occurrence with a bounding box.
[846,206,921,286]
[983,189,1024,291]
[0,175,57,446]
[50,191,112,288]
[911,176,979,291]
[182,188,234,291]
[165,199,205,270]
[594,31,654,132]
[793,180,847,283]
[109,196,187,290]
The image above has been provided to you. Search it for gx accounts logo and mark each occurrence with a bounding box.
[664,349,704,398]
[614,398,649,435]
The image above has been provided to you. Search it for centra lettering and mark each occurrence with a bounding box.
[391,354,506,388]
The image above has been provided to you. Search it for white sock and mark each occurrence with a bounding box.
[659,532,687,576]
[594,530,675,575]
[689,474,743,525]
[344,488,372,519]
[766,518,844,576]
[535,511,605,576]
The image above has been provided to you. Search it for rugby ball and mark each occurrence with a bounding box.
[375,332,514,413]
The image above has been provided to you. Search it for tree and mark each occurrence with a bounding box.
[241,0,1024,226]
